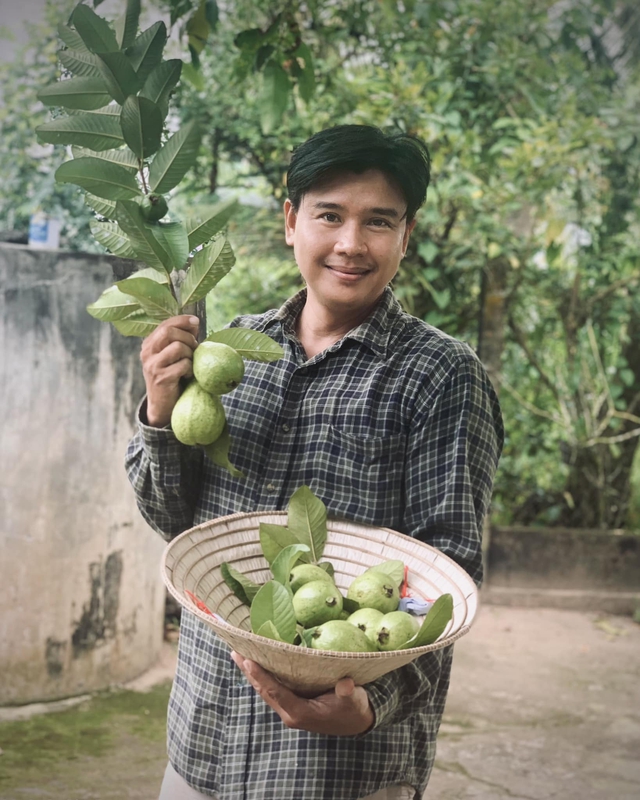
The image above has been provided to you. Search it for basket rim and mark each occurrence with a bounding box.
[161,510,479,659]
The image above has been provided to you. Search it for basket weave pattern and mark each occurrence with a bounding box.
[162,511,478,695]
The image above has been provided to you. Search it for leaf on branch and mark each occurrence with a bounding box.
[120,95,163,159]
[115,276,179,319]
[87,284,141,321]
[153,221,190,270]
[260,61,290,134]
[115,200,173,272]
[58,49,103,78]
[72,145,138,172]
[140,59,182,119]
[71,3,119,54]
[37,76,112,111]
[294,42,315,103]
[37,109,125,151]
[202,423,245,478]
[403,593,454,649]
[90,220,136,257]
[112,309,160,337]
[180,237,234,306]
[148,120,202,194]
[85,193,116,218]
[126,21,167,85]
[55,157,140,201]
[186,0,211,57]
[97,51,143,104]
[271,544,311,588]
[205,328,284,362]
[186,197,239,250]
[58,22,90,53]
[259,523,306,566]
[114,0,141,50]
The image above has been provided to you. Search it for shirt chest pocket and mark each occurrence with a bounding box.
[327,425,405,466]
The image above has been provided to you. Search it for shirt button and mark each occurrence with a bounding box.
[266,483,276,493]
[282,423,290,432]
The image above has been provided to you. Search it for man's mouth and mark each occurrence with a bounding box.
[325,264,372,277]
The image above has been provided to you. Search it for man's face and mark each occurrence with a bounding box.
[284,169,415,316]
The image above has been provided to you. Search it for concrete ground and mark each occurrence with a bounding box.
[0,605,638,799]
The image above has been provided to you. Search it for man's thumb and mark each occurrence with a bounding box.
[335,677,356,698]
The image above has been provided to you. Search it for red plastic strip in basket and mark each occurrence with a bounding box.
[185,589,215,617]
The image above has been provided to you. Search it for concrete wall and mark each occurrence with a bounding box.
[484,525,640,615]
[0,244,165,705]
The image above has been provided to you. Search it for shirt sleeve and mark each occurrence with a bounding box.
[366,354,503,730]
[124,397,205,540]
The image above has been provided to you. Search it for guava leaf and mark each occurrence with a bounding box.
[115,199,171,272]
[87,284,141,321]
[255,620,283,642]
[294,42,315,103]
[342,597,360,614]
[96,51,142,104]
[72,145,139,172]
[403,593,454,649]
[180,238,234,306]
[140,59,182,119]
[271,544,311,588]
[38,77,112,110]
[114,0,141,49]
[85,193,116,218]
[71,3,119,54]
[115,276,179,319]
[148,119,202,194]
[250,580,297,644]
[111,309,159,337]
[58,49,103,78]
[287,485,327,564]
[186,197,239,250]
[126,21,167,84]
[220,562,260,605]
[300,626,317,647]
[55,157,140,201]
[130,267,170,284]
[37,110,125,151]
[121,95,163,159]
[202,422,244,478]
[318,562,335,579]
[205,329,284,362]
[90,220,136,258]
[365,560,405,587]
[153,221,190,271]
[58,23,90,53]
[259,523,307,566]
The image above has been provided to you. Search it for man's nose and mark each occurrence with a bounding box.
[334,222,367,256]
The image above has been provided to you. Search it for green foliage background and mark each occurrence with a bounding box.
[3,0,640,529]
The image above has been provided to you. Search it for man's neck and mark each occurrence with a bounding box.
[295,293,379,359]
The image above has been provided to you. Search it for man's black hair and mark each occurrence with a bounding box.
[286,124,431,223]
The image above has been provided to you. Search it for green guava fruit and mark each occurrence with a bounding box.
[375,611,420,651]
[193,342,245,395]
[171,380,226,446]
[346,571,400,614]
[138,193,168,221]
[292,579,343,627]
[347,607,385,646]
[310,620,377,652]
[290,564,335,594]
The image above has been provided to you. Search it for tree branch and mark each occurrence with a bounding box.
[507,313,562,403]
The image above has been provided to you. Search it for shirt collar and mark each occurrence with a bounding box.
[271,285,405,361]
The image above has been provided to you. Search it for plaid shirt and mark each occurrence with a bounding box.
[126,287,503,800]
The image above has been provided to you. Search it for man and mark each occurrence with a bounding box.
[126,124,503,800]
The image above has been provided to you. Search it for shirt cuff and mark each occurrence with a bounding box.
[135,397,186,466]
[364,671,403,730]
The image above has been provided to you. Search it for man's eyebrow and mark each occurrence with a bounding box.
[311,201,401,218]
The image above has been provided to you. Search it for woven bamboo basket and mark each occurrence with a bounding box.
[161,511,479,696]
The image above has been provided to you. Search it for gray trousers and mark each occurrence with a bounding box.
[159,762,415,799]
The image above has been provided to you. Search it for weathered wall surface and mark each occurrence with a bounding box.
[0,244,165,705]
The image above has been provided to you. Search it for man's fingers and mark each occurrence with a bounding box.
[334,677,355,698]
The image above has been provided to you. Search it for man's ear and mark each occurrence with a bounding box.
[402,218,417,257]
[284,198,297,246]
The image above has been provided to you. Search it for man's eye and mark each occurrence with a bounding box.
[321,213,340,222]
[370,218,392,228]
